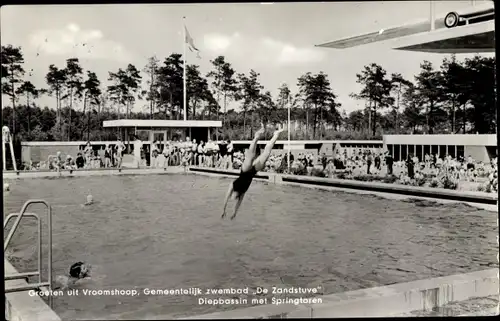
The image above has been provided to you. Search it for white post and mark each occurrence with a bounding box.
[8,136,16,172]
[183,17,187,121]
[287,97,291,173]
[150,130,154,168]
[430,1,435,30]
[2,141,6,171]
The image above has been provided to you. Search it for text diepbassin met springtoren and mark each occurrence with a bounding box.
[198,297,323,306]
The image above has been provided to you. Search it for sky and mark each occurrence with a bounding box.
[0,1,495,115]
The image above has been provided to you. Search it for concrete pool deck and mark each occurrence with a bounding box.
[178,268,498,319]
[396,295,499,316]
[4,260,61,321]
[2,167,186,179]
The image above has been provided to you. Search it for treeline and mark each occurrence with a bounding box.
[1,44,496,143]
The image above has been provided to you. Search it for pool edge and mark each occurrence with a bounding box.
[187,167,498,211]
[3,167,186,179]
[4,259,61,321]
[179,268,499,319]
[5,167,496,210]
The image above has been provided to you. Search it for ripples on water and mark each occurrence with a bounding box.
[3,174,498,320]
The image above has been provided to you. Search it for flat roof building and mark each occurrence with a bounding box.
[102,119,222,143]
[383,134,497,162]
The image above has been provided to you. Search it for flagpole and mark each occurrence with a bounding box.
[429,1,435,31]
[183,16,187,121]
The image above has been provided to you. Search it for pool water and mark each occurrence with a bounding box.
[3,174,498,320]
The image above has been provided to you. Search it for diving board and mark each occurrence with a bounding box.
[316,1,495,53]
[392,20,494,53]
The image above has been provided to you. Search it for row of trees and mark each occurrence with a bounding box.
[350,56,496,136]
[1,44,496,143]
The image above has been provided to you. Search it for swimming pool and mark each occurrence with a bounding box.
[3,173,498,320]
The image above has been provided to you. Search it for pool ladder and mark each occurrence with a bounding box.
[4,199,53,308]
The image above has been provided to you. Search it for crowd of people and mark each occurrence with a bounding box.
[27,138,497,193]
[33,140,128,171]
[256,149,498,193]
[30,137,237,171]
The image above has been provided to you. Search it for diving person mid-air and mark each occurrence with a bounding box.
[222,124,285,220]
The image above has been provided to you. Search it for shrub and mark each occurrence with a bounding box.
[291,164,307,176]
[414,176,427,187]
[336,172,348,180]
[352,175,374,182]
[398,175,412,185]
[311,168,326,177]
[381,175,398,184]
[442,175,459,190]
[429,178,440,188]
[477,184,485,192]
[276,162,287,174]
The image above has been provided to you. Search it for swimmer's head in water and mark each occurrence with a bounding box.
[69,262,91,279]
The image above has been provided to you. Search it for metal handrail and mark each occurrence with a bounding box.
[3,200,53,308]
[4,213,41,285]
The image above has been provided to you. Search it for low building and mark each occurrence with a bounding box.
[383,134,497,162]
[231,140,384,158]
[20,134,496,165]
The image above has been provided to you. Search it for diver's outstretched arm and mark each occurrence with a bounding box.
[221,184,234,219]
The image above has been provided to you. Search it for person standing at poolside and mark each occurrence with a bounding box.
[321,153,327,170]
[104,145,112,168]
[133,136,142,168]
[385,151,394,175]
[366,151,373,174]
[83,142,92,167]
[222,124,285,220]
[76,152,85,169]
[219,140,228,168]
[191,139,197,166]
[374,153,381,170]
[183,137,191,166]
[116,139,126,169]
[406,154,415,179]
[98,146,105,168]
[162,143,171,168]
[197,141,205,167]
[54,151,63,174]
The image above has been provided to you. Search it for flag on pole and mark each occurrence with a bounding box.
[184,26,201,59]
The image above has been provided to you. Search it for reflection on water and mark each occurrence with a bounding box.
[3,174,498,320]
